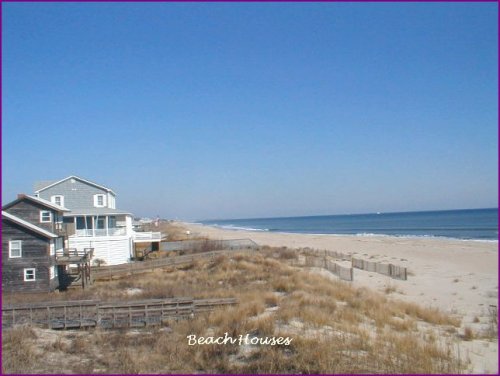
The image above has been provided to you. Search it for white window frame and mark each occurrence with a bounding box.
[9,240,22,258]
[40,210,52,223]
[51,195,64,207]
[94,194,107,208]
[24,268,36,282]
[50,242,55,256]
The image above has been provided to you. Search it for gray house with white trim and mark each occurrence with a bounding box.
[34,176,162,265]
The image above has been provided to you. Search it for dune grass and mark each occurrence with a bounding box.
[2,250,467,374]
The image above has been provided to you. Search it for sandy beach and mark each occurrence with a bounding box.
[181,222,499,373]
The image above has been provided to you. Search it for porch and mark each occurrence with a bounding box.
[69,214,130,238]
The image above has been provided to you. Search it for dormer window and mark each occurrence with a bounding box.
[40,210,52,223]
[51,195,64,207]
[93,194,107,207]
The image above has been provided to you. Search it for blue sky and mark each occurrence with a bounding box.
[2,2,498,220]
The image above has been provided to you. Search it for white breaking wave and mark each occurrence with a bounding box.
[210,224,270,232]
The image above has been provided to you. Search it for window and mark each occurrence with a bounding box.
[76,216,92,230]
[24,268,36,281]
[94,194,106,207]
[40,210,52,223]
[51,195,64,207]
[9,241,22,258]
[96,217,105,229]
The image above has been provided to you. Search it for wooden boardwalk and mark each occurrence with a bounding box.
[2,297,237,330]
[93,249,255,281]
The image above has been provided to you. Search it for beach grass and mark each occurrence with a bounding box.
[2,248,468,374]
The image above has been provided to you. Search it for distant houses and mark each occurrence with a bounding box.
[2,175,164,293]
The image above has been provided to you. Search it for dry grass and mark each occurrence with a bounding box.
[2,250,467,374]
[160,221,192,241]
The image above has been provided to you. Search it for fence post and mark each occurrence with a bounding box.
[96,304,100,328]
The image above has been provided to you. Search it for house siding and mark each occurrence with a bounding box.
[3,200,59,233]
[2,219,57,293]
[38,178,116,210]
[69,236,132,265]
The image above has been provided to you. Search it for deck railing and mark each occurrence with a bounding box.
[74,228,127,237]
[55,247,94,262]
[133,231,163,242]
[93,249,255,280]
[2,297,237,330]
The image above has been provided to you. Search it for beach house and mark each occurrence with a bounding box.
[34,176,163,266]
[2,194,68,292]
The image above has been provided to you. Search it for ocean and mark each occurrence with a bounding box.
[200,208,498,241]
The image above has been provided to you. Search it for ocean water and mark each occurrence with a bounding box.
[200,208,498,241]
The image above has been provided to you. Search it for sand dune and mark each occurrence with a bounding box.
[180,222,498,373]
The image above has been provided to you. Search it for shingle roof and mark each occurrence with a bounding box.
[33,180,56,192]
[2,211,59,238]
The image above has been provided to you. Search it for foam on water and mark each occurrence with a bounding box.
[200,208,498,241]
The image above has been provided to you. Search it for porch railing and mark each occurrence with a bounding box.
[133,231,163,242]
[74,228,127,237]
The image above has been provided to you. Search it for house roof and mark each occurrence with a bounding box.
[34,180,56,192]
[34,175,116,195]
[62,208,132,217]
[2,211,59,239]
[2,194,70,212]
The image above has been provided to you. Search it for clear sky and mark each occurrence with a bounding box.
[2,2,498,220]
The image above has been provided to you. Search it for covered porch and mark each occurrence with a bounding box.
[68,215,130,237]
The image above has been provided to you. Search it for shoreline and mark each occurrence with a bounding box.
[180,221,498,313]
[190,222,499,243]
[178,220,498,372]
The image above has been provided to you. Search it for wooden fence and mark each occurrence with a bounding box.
[352,257,407,280]
[93,249,255,281]
[304,255,354,281]
[298,250,407,282]
[2,297,237,330]
[160,239,259,252]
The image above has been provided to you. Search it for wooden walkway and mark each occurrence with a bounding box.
[93,249,255,281]
[2,297,237,330]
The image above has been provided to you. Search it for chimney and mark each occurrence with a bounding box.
[17,193,27,199]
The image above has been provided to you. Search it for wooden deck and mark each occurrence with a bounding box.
[2,297,237,330]
[55,247,93,264]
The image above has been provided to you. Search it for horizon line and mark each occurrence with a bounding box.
[195,206,498,223]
